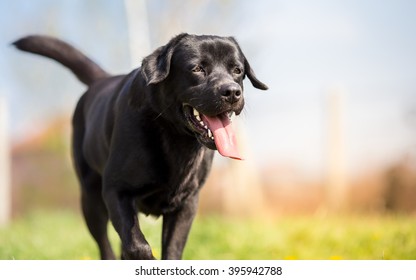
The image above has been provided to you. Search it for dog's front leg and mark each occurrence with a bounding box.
[162,195,199,260]
[103,187,155,260]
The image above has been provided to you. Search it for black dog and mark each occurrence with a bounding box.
[13,33,267,259]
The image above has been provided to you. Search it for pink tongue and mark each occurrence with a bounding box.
[201,114,243,160]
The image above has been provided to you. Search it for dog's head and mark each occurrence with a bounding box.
[135,33,268,160]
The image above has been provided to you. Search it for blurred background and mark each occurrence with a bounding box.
[0,0,416,259]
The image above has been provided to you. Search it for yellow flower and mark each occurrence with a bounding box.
[152,249,160,259]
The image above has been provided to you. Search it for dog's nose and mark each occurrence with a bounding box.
[220,83,242,104]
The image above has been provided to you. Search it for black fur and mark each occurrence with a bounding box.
[13,33,267,259]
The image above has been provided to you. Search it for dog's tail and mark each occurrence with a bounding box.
[13,35,110,86]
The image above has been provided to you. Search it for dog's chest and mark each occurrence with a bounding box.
[135,141,214,215]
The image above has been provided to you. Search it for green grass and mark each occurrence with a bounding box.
[1,210,416,260]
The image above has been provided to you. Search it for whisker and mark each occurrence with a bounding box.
[153,103,173,121]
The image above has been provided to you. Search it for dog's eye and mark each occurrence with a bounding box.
[192,66,205,73]
[233,67,242,75]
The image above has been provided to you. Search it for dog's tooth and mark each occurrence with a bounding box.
[193,108,203,122]
[192,108,204,124]
[208,129,213,138]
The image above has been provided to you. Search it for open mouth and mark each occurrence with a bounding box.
[183,104,243,160]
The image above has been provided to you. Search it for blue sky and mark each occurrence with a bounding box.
[1,0,415,176]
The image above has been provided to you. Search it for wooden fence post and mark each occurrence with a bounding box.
[0,97,11,225]
[326,90,347,212]
[124,0,151,68]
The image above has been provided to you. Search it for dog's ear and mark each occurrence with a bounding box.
[141,33,189,85]
[244,57,268,90]
[229,37,268,90]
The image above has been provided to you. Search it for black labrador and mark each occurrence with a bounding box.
[13,33,268,259]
